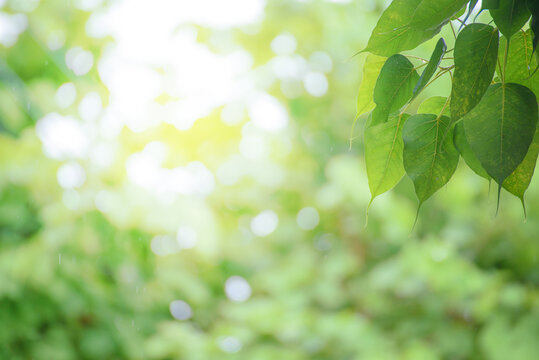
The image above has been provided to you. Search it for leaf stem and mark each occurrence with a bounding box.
[449,22,457,39]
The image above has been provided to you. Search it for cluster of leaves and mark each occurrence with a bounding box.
[357,0,539,214]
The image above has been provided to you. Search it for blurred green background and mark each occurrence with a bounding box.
[1,0,539,359]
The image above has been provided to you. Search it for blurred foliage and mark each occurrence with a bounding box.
[1,0,539,359]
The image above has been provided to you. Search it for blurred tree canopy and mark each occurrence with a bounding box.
[1,0,539,359]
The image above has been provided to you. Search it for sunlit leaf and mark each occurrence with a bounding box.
[417,96,450,116]
[498,30,539,98]
[450,24,499,124]
[371,54,419,126]
[363,0,468,56]
[412,38,446,99]
[463,83,538,194]
[490,0,531,39]
[356,54,386,117]
[365,113,409,202]
[403,114,459,205]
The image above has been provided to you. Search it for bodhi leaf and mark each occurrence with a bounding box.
[365,114,409,202]
[356,54,386,118]
[454,123,491,180]
[403,114,459,206]
[450,24,499,124]
[498,30,539,98]
[503,125,539,212]
[417,96,450,116]
[412,38,446,99]
[463,83,538,205]
[490,0,531,39]
[528,0,539,63]
[363,0,468,56]
[482,0,500,9]
[371,54,419,126]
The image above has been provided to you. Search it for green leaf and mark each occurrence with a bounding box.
[403,114,459,205]
[463,83,538,189]
[371,54,419,126]
[498,30,539,98]
[356,54,386,117]
[417,96,450,116]
[503,125,539,206]
[490,0,531,39]
[528,0,539,60]
[450,24,499,123]
[412,38,446,99]
[363,0,469,56]
[482,0,500,10]
[454,122,491,179]
[365,114,409,201]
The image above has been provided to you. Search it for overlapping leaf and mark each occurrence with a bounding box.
[463,83,538,193]
[412,38,446,99]
[454,123,491,179]
[498,30,539,98]
[490,0,531,39]
[403,114,459,205]
[363,0,468,56]
[356,54,386,118]
[450,24,499,124]
[503,125,539,209]
[371,54,419,126]
[365,114,409,202]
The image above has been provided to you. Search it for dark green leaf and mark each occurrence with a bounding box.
[454,122,491,179]
[490,0,531,39]
[371,54,419,126]
[497,30,539,98]
[363,0,469,56]
[463,83,538,188]
[412,38,446,99]
[403,114,459,205]
[528,0,539,57]
[503,125,539,205]
[450,24,499,123]
[365,114,409,201]
[482,0,500,9]
[356,54,386,118]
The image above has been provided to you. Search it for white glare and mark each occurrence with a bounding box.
[225,276,252,302]
[250,210,278,236]
[304,72,328,97]
[296,207,320,230]
[57,162,86,189]
[56,83,77,109]
[0,13,27,46]
[176,226,198,249]
[169,300,193,320]
[217,336,243,354]
[65,47,94,76]
[248,94,288,132]
[36,113,90,159]
[309,51,333,73]
[78,92,102,121]
[271,33,297,55]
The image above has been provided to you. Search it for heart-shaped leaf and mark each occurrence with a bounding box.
[365,114,409,202]
[403,114,459,205]
[490,0,531,39]
[356,54,386,118]
[454,122,491,180]
[363,0,468,56]
[450,24,499,124]
[371,54,419,126]
[463,83,538,203]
